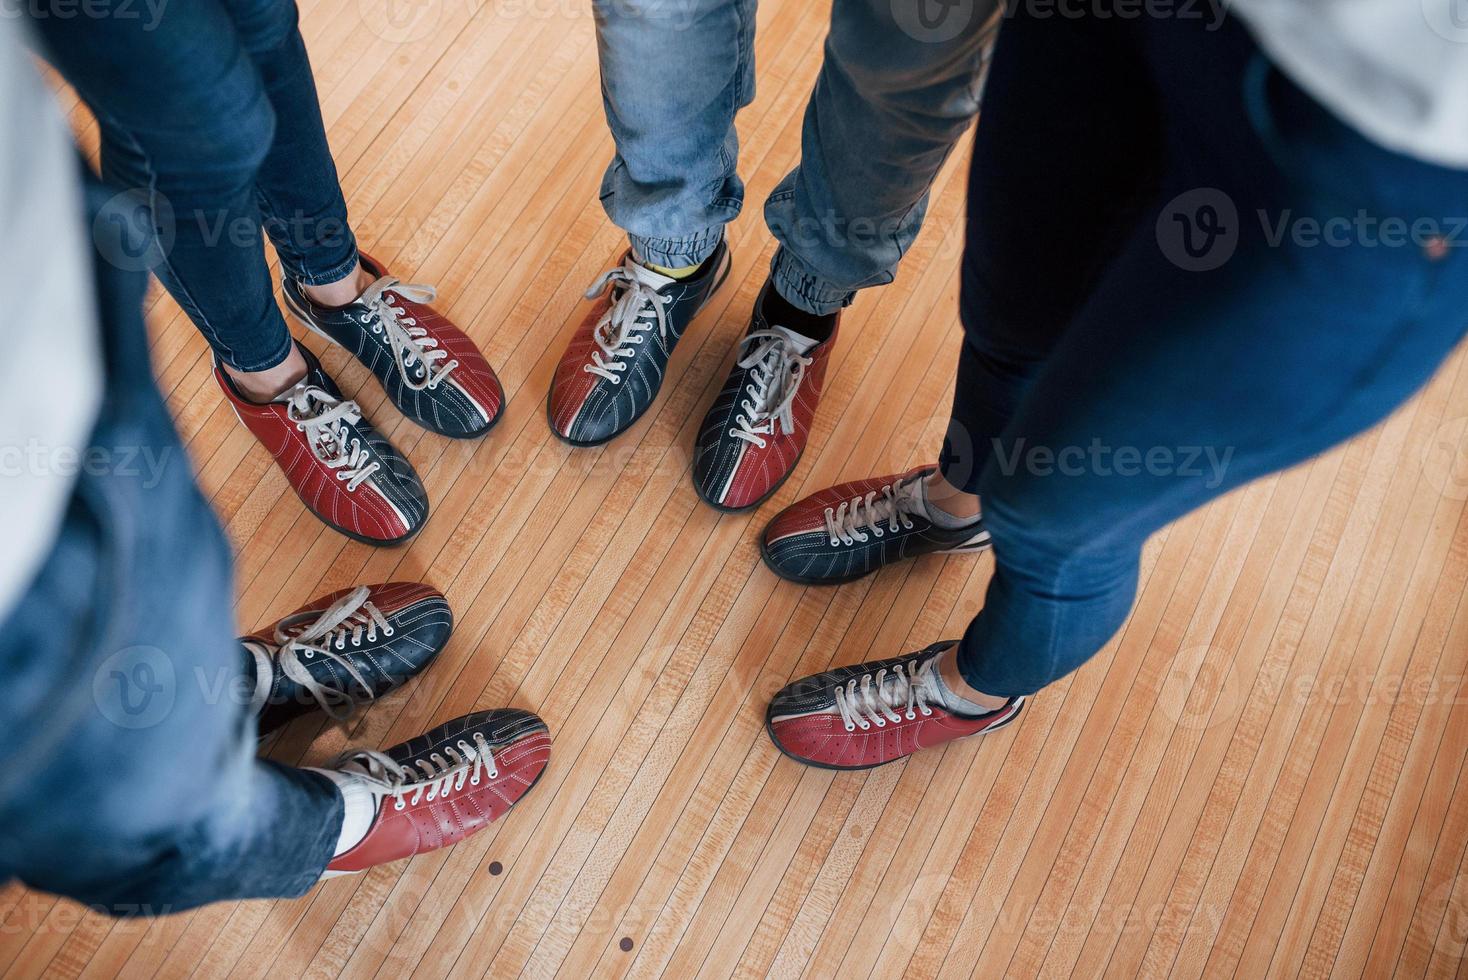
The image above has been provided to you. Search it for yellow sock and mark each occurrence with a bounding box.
[643,259,702,279]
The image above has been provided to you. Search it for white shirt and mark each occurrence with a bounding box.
[0,20,103,623]
[1229,0,1468,169]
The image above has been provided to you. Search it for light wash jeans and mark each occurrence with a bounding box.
[592,0,1002,314]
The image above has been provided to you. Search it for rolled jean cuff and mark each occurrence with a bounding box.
[628,227,724,270]
[285,234,360,288]
[769,246,855,316]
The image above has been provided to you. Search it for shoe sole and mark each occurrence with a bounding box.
[545,248,733,448]
[757,530,993,586]
[763,695,1023,772]
[283,289,504,441]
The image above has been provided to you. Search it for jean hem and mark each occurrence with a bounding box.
[287,243,360,289]
[953,634,1035,700]
[769,247,855,316]
[628,227,724,269]
[218,321,296,375]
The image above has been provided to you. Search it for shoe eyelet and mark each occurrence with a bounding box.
[921,707,933,716]
[858,722,871,731]
[905,711,916,720]
[384,626,395,636]
[471,776,480,785]
[830,538,840,547]
[844,723,856,733]
[305,651,315,659]
[394,800,405,810]
[903,521,914,530]
[874,719,886,728]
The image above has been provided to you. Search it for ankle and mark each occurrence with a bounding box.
[301,263,371,309]
[761,284,837,342]
[225,344,308,403]
[923,470,981,521]
[935,644,1009,713]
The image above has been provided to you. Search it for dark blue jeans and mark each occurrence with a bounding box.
[0,184,340,914]
[942,7,1468,697]
[31,0,357,373]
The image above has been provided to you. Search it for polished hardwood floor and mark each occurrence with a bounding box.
[4,0,1468,976]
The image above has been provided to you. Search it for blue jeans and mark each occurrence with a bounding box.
[30,0,357,373]
[0,183,340,914]
[941,7,1468,697]
[593,0,999,314]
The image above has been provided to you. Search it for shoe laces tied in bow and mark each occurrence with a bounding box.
[730,329,813,448]
[284,384,381,491]
[359,276,458,392]
[582,257,673,384]
[272,585,393,720]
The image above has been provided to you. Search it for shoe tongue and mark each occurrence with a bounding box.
[627,254,678,290]
[272,377,319,406]
[766,323,819,355]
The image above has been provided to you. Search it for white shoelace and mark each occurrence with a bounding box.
[271,586,392,720]
[823,475,924,547]
[283,383,381,491]
[334,731,499,812]
[359,276,458,391]
[729,330,814,448]
[833,658,941,732]
[582,258,673,384]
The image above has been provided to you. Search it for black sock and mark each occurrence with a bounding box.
[761,284,838,342]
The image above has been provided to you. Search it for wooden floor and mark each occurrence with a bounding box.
[5,0,1468,976]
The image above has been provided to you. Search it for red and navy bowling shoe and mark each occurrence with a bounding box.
[547,242,731,446]
[760,466,990,585]
[323,708,551,873]
[242,582,454,736]
[283,252,504,439]
[692,286,838,512]
[216,343,429,545]
[765,642,1024,770]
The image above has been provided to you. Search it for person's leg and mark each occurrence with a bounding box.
[0,212,342,910]
[766,10,1468,769]
[761,0,1002,318]
[948,16,1468,702]
[31,4,444,544]
[30,2,298,391]
[217,0,362,304]
[759,1,1164,574]
[691,0,1012,510]
[593,0,753,271]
